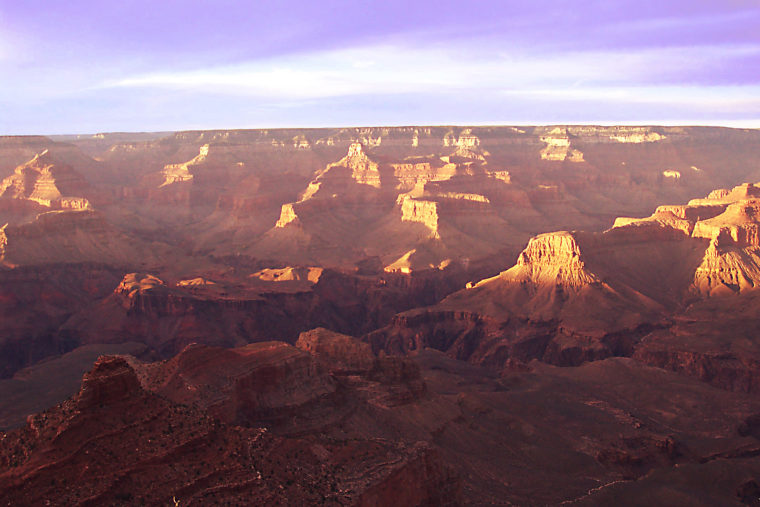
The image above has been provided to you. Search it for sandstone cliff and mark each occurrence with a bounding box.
[0,150,92,224]
[370,180,760,393]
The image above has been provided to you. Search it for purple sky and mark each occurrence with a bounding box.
[1,0,759,134]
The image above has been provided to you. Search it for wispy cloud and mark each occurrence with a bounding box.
[101,42,760,103]
[3,1,760,133]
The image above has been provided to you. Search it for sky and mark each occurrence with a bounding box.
[1,0,759,134]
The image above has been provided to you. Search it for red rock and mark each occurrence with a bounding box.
[0,353,462,506]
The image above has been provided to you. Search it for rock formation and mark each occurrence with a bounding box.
[613,182,760,296]
[369,179,760,400]
[296,327,376,374]
[539,127,585,162]
[0,150,92,224]
[2,126,760,504]
[0,209,171,268]
[144,342,338,427]
[158,143,207,187]
[4,337,760,505]
[0,355,461,505]
[398,194,440,237]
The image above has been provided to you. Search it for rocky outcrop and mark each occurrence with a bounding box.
[76,356,142,408]
[608,128,666,143]
[692,183,760,205]
[489,231,598,289]
[110,272,264,318]
[391,160,457,193]
[398,194,440,237]
[0,355,459,506]
[342,142,382,188]
[116,272,166,296]
[0,150,92,213]
[251,266,323,283]
[268,142,385,239]
[611,182,760,296]
[692,243,760,296]
[691,201,760,247]
[539,127,585,162]
[274,202,300,228]
[158,143,207,187]
[296,327,376,374]
[146,342,337,427]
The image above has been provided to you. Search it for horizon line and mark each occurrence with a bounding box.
[6,120,760,138]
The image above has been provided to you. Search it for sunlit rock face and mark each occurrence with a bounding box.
[612,182,760,296]
[343,142,382,188]
[539,127,585,162]
[367,177,760,398]
[398,194,440,236]
[493,231,598,289]
[608,128,666,144]
[0,150,92,210]
[158,143,207,187]
[9,125,752,274]
[274,202,300,228]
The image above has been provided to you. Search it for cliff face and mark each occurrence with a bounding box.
[370,180,760,383]
[158,143,207,187]
[3,125,757,275]
[539,127,585,162]
[398,194,440,237]
[296,327,376,374]
[274,202,300,228]
[344,142,382,188]
[614,182,760,297]
[0,151,92,224]
[494,231,598,288]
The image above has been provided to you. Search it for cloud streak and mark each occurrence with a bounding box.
[1,1,759,133]
[102,42,760,103]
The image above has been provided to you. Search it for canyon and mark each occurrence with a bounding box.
[2,126,760,505]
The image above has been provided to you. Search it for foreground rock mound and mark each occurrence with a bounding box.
[0,355,461,506]
[144,342,338,428]
[6,339,760,505]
